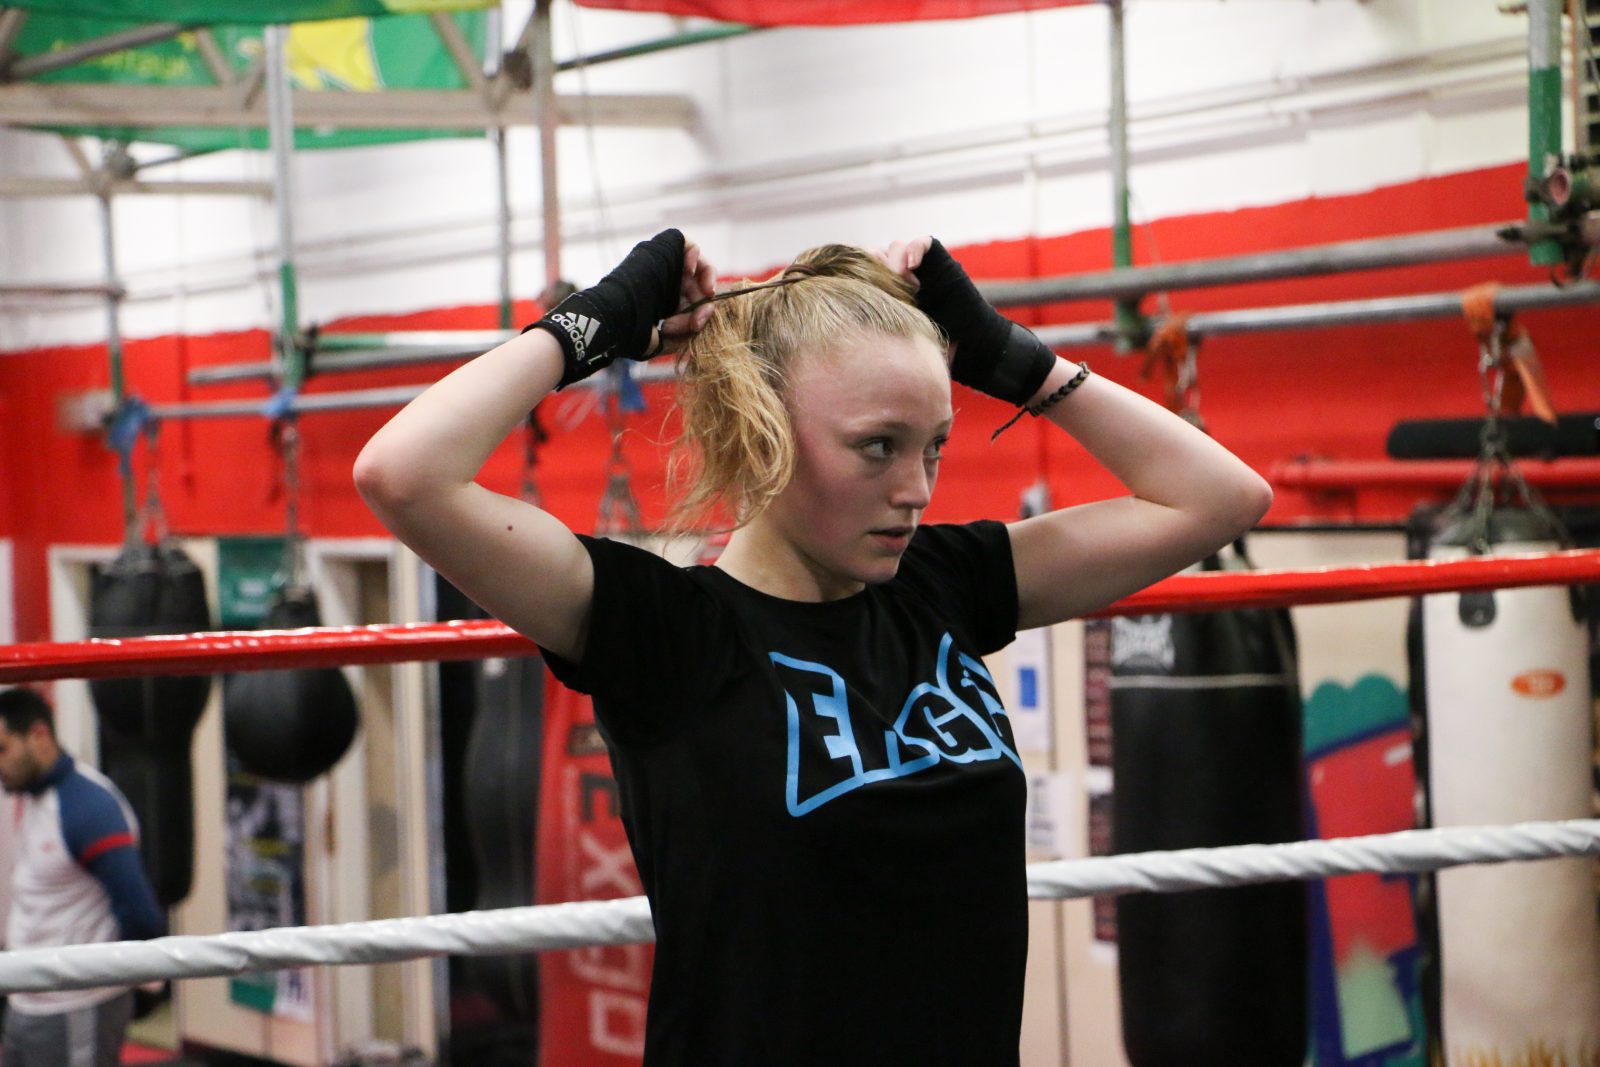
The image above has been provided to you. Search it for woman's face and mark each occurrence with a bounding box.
[761,331,953,598]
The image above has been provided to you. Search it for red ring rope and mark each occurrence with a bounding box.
[2,549,1597,684]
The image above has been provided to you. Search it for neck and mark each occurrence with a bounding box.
[715,520,864,602]
[25,748,68,795]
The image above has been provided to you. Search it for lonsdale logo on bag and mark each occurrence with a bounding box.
[551,310,603,363]
[1511,669,1566,698]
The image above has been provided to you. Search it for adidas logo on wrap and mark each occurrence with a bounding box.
[550,311,604,363]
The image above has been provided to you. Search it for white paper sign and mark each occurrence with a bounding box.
[1008,626,1054,752]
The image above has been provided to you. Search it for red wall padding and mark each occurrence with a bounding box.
[3,162,1598,642]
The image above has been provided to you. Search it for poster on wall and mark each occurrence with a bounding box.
[217,535,313,1021]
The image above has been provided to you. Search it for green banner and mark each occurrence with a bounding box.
[15,10,487,150]
[8,0,492,24]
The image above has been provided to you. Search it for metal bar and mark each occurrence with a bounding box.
[429,11,486,93]
[1527,0,1566,265]
[534,0,561,290]
[314,330,517,351]
[188,333,521,384]
[9,21,186,79]
[149,386,429,421]
[1271,457,1600,491]
[1106,0,1142,346]
[0,82,696,130]
[0,282,124,297]
[169,363,672,417]
[192,28,235,86]
[96,188,137,536]
[58,135,98,183]
[264,25,302,392]
[494,126,514,329]
[555,24,759,71]
[0,177,271,197]
[1033,279,1600,348]
[0,8,28,71]
[981,223,1537,306]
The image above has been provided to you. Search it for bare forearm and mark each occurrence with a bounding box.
[355,329,563,503]
[1032,358,1271,529]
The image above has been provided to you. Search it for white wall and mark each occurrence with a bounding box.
[0,0,1532,352]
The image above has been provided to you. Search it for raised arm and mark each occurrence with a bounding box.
[353,230,714,660]
[888,236,1271,630]
[1003,359,1270,628]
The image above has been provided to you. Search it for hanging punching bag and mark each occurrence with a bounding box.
[1111,545,1307,1067]
[88,541,213,907]
[459,649,544,1025]
[224,586,359,783]
[1412,507,1600,1064]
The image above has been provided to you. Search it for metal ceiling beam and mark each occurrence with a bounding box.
[0,8,28,73]
[0,81,695,129]
[6,21,186,80]
[192,28,235,86]
[0,176,271,195]
[428,11,486,93]
[1033,279,1600,348]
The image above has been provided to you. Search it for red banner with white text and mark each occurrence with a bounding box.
[573,0,1092,26]
[535,675,651,1066]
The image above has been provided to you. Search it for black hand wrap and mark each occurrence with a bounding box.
[912,238,1057,406]
[526,228,686,389]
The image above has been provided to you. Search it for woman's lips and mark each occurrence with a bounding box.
[869,527,913,549]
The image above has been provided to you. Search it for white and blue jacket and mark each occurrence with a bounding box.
[6,753,166,1015]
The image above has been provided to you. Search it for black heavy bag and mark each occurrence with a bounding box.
[88,542,213,907]
[224,587,359,783]
[1111,552,1307,1067]
[89,543,212,737]
[460,650,544,1024]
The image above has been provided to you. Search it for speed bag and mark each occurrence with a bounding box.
[459,651,544,1023]
[88,542,214,907]
[1110,590,1307,1067]
[1413,515,1600,1064]
[224,587,359,784]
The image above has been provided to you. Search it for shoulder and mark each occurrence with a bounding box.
[892,520,1019,655]
[898,519,1015,589]
[55,764,136,855]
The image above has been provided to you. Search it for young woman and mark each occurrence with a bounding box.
[354,229,1270,1065]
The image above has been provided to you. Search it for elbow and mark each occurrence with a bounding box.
[353,438,421,517]
[1231,470,1273,535]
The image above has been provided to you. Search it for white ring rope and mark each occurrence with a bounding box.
[1025,817,1600,898]
[2,818,1595,995]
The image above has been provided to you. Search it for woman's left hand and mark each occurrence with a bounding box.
[653,238,718,355]
[874,236,933,286]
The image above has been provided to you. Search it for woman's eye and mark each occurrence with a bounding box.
[860,439,892,459]
[925,438,948,461]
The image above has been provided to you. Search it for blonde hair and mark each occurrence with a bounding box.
[669,244,945,532]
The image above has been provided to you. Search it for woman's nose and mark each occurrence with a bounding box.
[889,457,934,510]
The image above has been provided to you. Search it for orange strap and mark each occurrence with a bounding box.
[1141,313,1192,414]
[1460,283,1558,425]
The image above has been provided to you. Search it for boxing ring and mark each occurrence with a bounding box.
[0,546,1597,997]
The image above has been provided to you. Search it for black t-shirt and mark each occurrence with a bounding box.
[543,520,1027,1066]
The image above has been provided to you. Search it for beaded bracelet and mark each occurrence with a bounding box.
[990,362,1092,441]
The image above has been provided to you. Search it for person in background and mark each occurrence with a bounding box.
[0,687,167,1067]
